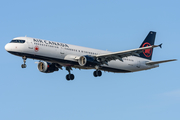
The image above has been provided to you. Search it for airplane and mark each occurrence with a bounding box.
[5,31,176,80]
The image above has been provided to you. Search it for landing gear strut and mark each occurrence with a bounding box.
[21,56,27,68]
[66,67,75,81]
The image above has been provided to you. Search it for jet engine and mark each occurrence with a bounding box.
[78,55,100,67]
[37,61,59,73]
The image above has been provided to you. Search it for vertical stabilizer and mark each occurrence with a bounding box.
[139,31,156,60]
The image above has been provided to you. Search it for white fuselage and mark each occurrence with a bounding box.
[5,37,159,73]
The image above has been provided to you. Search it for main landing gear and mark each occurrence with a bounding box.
[65,66,102,80]
[93,65,102,77]
[66,67,75,81]
[21,56,27,68]
[93,70,102,77]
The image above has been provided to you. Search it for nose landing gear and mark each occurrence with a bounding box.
[21,56,27,68]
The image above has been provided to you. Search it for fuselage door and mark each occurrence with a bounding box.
[27,38,33,50]
[59,47,65,58]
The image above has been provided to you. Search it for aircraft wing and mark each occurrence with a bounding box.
[146,59,177,65]
[95,45,159,64]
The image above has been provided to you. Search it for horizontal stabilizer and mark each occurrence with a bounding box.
[146,59,177,65]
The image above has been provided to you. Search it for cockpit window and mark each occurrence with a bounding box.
[10,40,25,43]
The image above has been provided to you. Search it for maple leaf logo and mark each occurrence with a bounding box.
[34,46,39,52]
[142,42,152,57]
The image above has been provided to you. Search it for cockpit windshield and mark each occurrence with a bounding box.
[10,40,25,43]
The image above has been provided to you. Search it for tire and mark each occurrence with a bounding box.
[66,74,70,81]
[98,71,102,76]
[21,64,27,68]
[21,64,24,68]
[93,71,97,77]
[24,64,27,68]
[70,74,75,80]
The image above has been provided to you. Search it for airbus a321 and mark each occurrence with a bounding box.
[5,31,176,80]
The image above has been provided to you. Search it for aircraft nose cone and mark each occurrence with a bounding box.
[5,43,10,51]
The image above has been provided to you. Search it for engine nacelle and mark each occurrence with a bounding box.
[37,61,59,73]
[78,55,99,67]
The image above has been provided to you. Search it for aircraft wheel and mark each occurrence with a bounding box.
[93,71,98,77]
[66,74,75,81]
[98,71,102,76]
[21,64,27,68]
[93,70,102,77]
[70,74,75,80]
[66,74,70,81]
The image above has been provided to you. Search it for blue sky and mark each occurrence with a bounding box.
[0,0,180,120]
